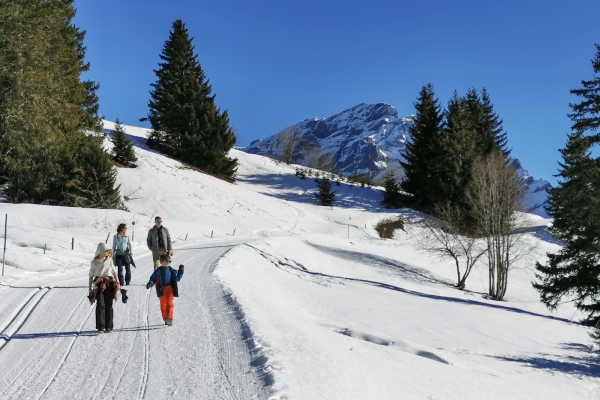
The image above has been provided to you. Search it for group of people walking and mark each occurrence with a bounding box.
[88,216,184,333]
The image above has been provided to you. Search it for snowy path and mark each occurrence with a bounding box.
[0,242,268,400]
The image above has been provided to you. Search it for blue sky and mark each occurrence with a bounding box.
[74,0,600,183]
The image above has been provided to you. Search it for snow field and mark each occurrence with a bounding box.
[0,120,597,399]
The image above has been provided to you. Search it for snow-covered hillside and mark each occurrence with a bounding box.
[245,102,552,217]
[0,121,596,400]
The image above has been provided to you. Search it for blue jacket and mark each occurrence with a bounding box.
[148,266,183,297]
[112,234,132,256]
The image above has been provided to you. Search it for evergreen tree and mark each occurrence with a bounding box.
[400,84,447,208]
[464,88,510,159]
[442,91,478,209]
[110,119,137,167]
[64,135,124,209]
[380,172,402,208]
[315,178,336,206]
[480,88,510,158]
[534,44,600,325]
[569,44,600,134]
[147,20,237,180]
[533,132,600,324]
[0,0,121,208]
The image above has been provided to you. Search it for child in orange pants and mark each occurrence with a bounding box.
[146,254,184,326]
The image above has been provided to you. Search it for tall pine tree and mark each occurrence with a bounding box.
[570,44,600,134]
[534,44,600,325]
[147,20,237,180]
[0,0,121,208]
[480,88,510,158]
[441,91,478,209]
[400,84,447,208]
[464,88,510,159]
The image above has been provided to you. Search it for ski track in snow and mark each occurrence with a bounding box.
[0,244,269,400]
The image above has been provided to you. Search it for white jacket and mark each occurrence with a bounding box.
[89,243,117,278]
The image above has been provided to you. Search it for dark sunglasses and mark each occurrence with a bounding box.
[166,260,171,263]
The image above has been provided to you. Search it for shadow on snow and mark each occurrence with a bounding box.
[237,173,385,210]
[306,242,454,288]
[294,243,572,324]
[8,324,166,340]
[492,342,600,377]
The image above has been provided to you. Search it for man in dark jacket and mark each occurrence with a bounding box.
[147,216,172,269]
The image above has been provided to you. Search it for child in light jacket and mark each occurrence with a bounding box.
[89,243,120,333]
[146,254,184,326]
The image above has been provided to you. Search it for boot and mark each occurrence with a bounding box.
[121,289,128,304]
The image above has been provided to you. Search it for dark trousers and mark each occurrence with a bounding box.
[95,282,115,330]
[115,254,131,285]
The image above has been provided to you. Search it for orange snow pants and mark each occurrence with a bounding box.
[159,285,174,320]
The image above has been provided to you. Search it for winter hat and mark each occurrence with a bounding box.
[94,242,113,258]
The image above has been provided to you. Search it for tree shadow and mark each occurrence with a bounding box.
[492,343,600,377]
[531,226,564,247]
[285,243,572,324]
[306,242,453,288]
[237,173,386,210]
[10,324,166,339]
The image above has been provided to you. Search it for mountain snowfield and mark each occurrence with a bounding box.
[245,102,552,217]
[0,121,596,399]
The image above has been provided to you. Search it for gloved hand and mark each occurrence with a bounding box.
[121,289,129,304]
[178,264,184,272]
[146,282,154,289]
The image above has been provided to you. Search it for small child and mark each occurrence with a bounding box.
[146,254,184,326]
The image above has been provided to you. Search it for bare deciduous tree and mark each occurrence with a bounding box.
[317,151,336,171]
[276,127,303,164]
[303,144,336,171]
[467,151,531,300]
[416,203,487,289]
[303,144,321,169]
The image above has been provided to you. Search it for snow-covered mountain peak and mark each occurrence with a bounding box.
[246,102,412,174]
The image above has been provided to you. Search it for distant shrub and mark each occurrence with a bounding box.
[375,216,404,239]
[347,172,373,188]
[295,167,307,179]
